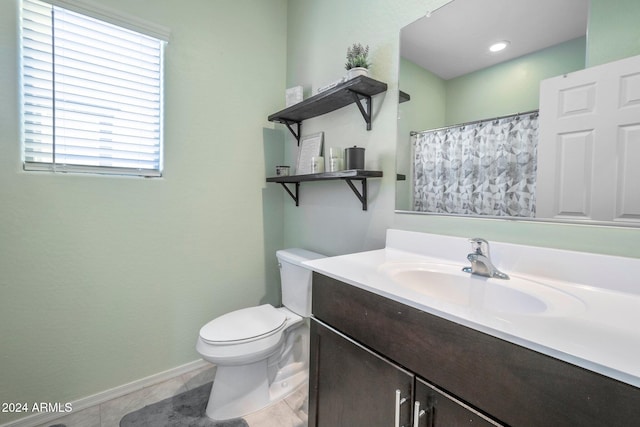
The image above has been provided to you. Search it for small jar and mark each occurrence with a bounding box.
[345,146,365,170]
[276,165,290,176]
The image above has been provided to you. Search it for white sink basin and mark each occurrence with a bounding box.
[379,262,585,316]
[304,230,640,387]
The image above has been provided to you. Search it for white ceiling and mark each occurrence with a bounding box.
[401,0,589,80]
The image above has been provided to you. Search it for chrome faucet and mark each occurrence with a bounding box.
[462,238,509,279]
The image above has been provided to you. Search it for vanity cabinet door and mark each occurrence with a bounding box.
[309,318,414,427]
[414,378,502,427]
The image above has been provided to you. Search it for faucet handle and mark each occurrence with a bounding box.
[469,237,489,256]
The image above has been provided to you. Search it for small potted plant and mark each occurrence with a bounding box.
[345,43,370,80]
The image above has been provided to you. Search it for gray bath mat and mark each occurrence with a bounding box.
[120,382,248,427]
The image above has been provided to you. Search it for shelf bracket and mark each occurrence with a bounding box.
[348,90,372,131]
[281,120,301,145]
[344,178,369,210]
[279,182,299,206]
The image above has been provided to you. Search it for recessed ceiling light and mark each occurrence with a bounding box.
[489,41,510,53]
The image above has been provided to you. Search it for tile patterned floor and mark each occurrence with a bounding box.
[34,365,307,427]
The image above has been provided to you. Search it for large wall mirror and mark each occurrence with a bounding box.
[396,0,640,227]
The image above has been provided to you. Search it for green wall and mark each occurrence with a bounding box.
[445,37,586,125]
[284,0,640,259]
[588,0,640,66]
[399,57,447,134]
[396,58,446,210]
[0,0,286,423]
[396,37,586,211]
[400,37,586,131]
[2,0,640,424]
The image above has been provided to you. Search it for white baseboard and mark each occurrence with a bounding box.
[1,359,210,427]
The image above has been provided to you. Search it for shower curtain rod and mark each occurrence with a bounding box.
[410,109,539,136]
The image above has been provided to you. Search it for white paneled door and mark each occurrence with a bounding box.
[537,54,640,224]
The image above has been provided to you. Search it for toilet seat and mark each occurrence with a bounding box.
[199,304,287,345]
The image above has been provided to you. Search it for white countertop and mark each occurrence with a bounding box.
[304,229,640,388]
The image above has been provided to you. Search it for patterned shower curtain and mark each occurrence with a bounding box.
[412,112,538,217]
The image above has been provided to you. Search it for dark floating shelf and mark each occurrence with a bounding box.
[266,78,387,209]
[266,170,383,211]
[267,76,388,143]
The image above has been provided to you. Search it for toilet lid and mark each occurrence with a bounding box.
[199,304,287,344]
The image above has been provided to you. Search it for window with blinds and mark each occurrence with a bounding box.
[20,0,166,177]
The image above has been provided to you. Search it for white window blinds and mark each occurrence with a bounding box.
[20,0,165,177]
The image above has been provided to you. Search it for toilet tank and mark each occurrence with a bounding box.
[277,248,325,317]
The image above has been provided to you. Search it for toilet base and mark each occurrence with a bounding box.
[205,360,308,421]
[206,360,269,420]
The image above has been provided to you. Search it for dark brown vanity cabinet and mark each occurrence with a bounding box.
[414,379,500,427]
[310,319,500,426]
[309,272,640,427]
[309,320,413,426]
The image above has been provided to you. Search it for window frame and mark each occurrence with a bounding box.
[19,0,169,177]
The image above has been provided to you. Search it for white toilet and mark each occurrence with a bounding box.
[196,248,325,420]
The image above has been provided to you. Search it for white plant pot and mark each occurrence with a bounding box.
[346,67,369,80]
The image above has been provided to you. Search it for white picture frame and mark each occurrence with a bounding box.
[296,132,324,175]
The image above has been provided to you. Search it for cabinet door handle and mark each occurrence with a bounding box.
[413,401,426,427]
[395,389,408,427]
